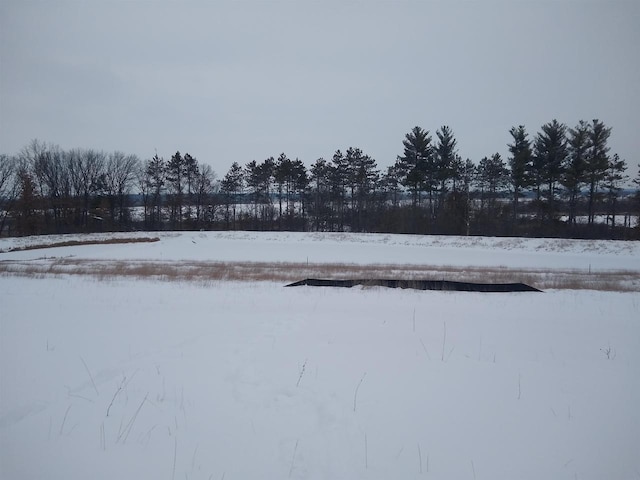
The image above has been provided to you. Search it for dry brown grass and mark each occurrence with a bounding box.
[1,237,160,253]
[1,257,638,291]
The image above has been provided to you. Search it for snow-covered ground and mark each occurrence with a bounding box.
[3,230,640,271]
[1,232,639,479]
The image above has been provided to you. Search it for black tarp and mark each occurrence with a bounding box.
[285,278,542,292]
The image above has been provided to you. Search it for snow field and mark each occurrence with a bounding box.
[1,274,639,479]
[3,231,640,272]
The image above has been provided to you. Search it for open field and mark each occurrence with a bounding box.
[2,231,640,291]
[1,232,639,479]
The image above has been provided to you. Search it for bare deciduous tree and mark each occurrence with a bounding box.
[0,154,19,235]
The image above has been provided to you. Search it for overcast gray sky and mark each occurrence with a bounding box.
[1,0,638,176]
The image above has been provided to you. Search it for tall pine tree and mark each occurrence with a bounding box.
[533,120,567,219]
[166,151,185,228]
[434,125,457,219]
[395,126,433,208]
[563,120,590,226]
[220,162,244,229]
[585,119,612,225]
[507,125,533,222]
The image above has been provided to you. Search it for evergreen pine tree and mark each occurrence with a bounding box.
[585,119,612,225]
[381,164,402,208]
[478,153,508,215]
[309,158,332,231]
[220,162,244,229]
[603,153,628,229]
[183,153,199,224]
[507,125,533,222]
[330,150,350,231]
[145,154,165,229]
[346,147,379,232]
[563,120,590,226]
[395,126,433,208]
[274,153,292,225]
[533,120,567,219]
[434,126,457,219]
[166,151,185,228]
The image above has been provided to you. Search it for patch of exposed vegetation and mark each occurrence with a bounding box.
[1,237,160,253]
[1,258,638,292]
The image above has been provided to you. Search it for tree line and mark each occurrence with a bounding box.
[1,120,639,239]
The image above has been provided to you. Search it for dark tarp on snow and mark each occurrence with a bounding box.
[285,278,542,292]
